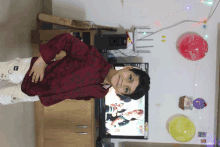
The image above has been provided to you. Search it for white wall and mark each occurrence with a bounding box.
[52,0,220,146]
[0,0,43,147]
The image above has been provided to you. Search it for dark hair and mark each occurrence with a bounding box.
[117,95,132,102]
[117,68,150,100]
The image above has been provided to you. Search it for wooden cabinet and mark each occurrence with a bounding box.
[33,30,97,147]
[35,99,96,147]
[44,100,94,147]
[44,100,92,128]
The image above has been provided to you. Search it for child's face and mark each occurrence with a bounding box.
[111,66,139,96]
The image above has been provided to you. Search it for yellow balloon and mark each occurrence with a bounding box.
[169,116,196,142]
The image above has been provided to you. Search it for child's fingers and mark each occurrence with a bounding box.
[32,73,38,83]
[34,75,39,83]
[40,74,44,82]
[32,73,36,82]
[29,70,33,76]
[35,74,44,83]
[40,75,42,82]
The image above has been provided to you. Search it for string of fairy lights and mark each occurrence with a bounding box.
[111,0,218,60]
[107,0,219,142]
[88,0,219,142]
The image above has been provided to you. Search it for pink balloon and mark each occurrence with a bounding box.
[176,32,208,61]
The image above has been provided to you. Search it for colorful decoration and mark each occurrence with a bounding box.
[198,132,207,137]
[192,18,208,27]
[176,32,208,61]
[168,115,196,142]
[179,96,193,110]
[154,20,162,28]
[145,122,148,131]
[202,0,214,6]
[126,31,133,44]
[121,0,124,7]
[193,98,207,109]
[162,35,166,42]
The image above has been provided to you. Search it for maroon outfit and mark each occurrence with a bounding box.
[21,33,113,106]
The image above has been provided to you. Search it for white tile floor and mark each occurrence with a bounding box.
[0,0,43,147]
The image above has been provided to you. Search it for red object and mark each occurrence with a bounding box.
[177,32,208,61]
[201,139,206,143]
[204,102,207,107]
[21,33,113,106]
[126,31,133,44]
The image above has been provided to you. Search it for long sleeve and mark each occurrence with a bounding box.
[39,33,90,64]
[21,32,113,106]
[39,84,109,106]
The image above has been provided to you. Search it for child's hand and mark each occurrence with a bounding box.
[29,56,47,83]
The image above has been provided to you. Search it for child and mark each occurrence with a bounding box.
[0,33,150,106]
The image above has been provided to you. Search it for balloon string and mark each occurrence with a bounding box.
[192,0,215,133]
[194,60,205,132]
